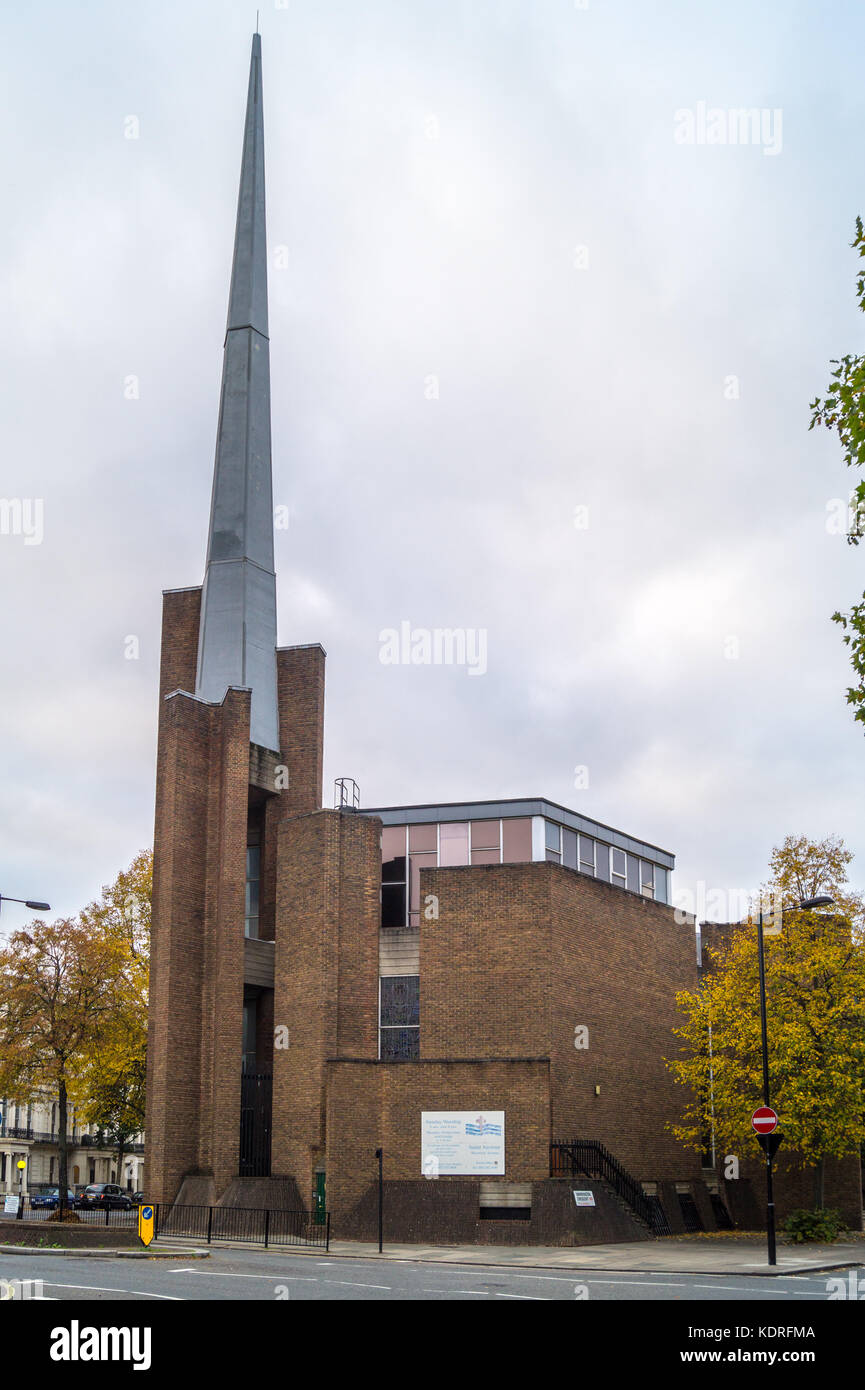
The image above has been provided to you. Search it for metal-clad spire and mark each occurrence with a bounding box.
[195,33,279,751]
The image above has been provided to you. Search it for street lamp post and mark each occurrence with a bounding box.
[755,894,833,1268]
[0,895,51,914]
[16,1159,26,1221]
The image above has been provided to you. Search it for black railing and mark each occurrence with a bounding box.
[154,1204,329,1250]
[3,1194,138,1226]
[239,1073,272,1177]
[0,1129,144,1152]
[550,1139,671,1236]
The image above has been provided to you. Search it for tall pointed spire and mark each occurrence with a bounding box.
[195,33,280,751]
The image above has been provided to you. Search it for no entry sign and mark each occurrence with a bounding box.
[752,1106,778,1134]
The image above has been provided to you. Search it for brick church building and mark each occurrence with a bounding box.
[144,36,859,1243]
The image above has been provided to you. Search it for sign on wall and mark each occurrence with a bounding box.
[421,1111,505,1175]
[573,1190,596,1208]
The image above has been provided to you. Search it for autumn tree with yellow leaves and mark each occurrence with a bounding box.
[0,851,151,1214]
[668,835,865,1209]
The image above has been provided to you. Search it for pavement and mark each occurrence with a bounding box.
[147,1233,865,1276]
[3,1231,863,1276]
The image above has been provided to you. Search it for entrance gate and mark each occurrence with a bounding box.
[239,1072,272,1177]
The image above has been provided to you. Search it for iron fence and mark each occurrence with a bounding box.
[2,1194,138,1227]
[154,1203,329,1250]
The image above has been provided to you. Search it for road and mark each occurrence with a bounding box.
[0,1247,857,1301]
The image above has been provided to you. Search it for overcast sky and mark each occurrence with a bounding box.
[1,0,863,936]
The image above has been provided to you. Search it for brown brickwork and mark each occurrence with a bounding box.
[324,1058,550,1235]
[146,594,331,1205]
[146,589,252,1203]
[420,861,701,1183]
[271,809,381,1210]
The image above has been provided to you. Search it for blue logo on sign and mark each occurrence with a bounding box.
[142,1206,153,1220]
[465,1114,501,1136]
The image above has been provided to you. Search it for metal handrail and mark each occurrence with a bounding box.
[550,1138,671,1235]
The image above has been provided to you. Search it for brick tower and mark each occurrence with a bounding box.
[144,34,381,1209]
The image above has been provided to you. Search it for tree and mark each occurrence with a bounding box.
[76,850,151,1190]
[0,919,127,1215]
[810,217,865,729]
[0,850,151,1212]
[668,835,865,1208]
[83,1063,146,1190]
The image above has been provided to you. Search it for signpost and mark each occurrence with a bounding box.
[751,1106,778,1135]
[138,1204,154,1247]
[15,1160,25,1221]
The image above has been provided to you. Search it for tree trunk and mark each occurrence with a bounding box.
[58,1075,69,1219]
[116,1136,127,1191]
[813,1156,825,1209]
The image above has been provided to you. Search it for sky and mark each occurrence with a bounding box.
[1,0,863,936]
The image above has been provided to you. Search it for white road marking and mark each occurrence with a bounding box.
[42,1282,182,1301]
[423,1288,490,1295]
[493,1292,548,1300]
[169,1270,316,1282]
[326,1280,391,1290]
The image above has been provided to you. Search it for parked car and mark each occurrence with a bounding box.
[30,1188,78,1210]
[77,1183,133,1211]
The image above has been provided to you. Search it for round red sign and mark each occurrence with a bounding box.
[752,1106,778,1134]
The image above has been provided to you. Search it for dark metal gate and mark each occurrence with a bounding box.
[239,1072,272,1177]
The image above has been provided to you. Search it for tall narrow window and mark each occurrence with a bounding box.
[245,845,261,938]
[655,866,669,904]
[544,820,561,863]
[640,861,655,898]
[611,848,627,888]
[379,976,420,1060]
[579,835,595,875]
[242,998,258,1073]
[381,825,407,928]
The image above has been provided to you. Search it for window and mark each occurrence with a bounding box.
[544,820,561,863]
[611,848,627,888]
[408,851,436,926]
[627,855,640,894]
[381,826,407,928]
[502,818,532,863]
[471,820,501,864]
[640,861,655,898]
[439,822,469,866]
[379,976,420,1060]
[562,828,577,869]
[595,843,611,882]
[654,866,668,904]
[242,999,257,1073]
[244,845,260,939]
[579,835,595,875]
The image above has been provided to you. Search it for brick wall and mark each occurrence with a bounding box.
[271,809,381,1209]
[419,860,701,1183]
[324,1058,550,1234]
[145,589,249,1204]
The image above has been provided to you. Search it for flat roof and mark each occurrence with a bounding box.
[358,797,674,869]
